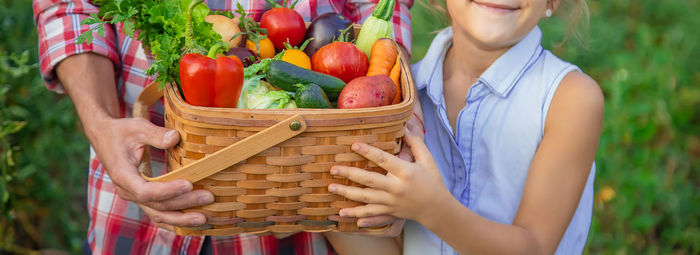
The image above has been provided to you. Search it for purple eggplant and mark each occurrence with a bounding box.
[303,12,354,57]
[226,47,257,67]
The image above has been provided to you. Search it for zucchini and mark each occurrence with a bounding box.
[295,83,331,109]
[355,0,395,56]
[266,60,346,100]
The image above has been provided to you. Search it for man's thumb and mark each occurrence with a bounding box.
[132,117,180,149]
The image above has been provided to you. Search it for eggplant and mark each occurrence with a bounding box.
[226,47,257,67]
[303,12,354,57]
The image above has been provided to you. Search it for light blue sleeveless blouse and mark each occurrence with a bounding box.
[403,26,595,255]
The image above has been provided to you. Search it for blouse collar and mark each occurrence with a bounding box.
[414,26,544,104]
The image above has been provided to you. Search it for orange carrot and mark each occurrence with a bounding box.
[366,38,398,77]
[389,54,401,104]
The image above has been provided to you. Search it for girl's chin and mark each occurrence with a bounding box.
[454,25,517,50]
[467,24,511,41]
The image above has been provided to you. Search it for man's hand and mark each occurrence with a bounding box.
[97,117,215,231]
[56,53,214,230]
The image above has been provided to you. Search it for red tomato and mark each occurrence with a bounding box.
[260,8,305,50]
[311,42,368,83]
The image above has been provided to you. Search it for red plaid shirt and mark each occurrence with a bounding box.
[33,0,412,254]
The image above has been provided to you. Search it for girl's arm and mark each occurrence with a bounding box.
[329,71,604,254]
[324,232,402,255]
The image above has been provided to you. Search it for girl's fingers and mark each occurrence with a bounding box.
[403,130,435,166]
[406,115,425,139]
[356,215,397,228]
[339,204,392,218]
[397,141,414,162]
[328,184,392,205]
[330,165,393,191]
[353,217,405,237]
[351,142,409,176]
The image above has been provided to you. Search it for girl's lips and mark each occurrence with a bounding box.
[472,0,520,13]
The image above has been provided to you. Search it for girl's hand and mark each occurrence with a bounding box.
[347,100,426,236]
[328,127,451,223]
[396,113,426,163]
[348,113,425,236]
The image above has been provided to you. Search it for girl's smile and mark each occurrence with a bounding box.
[448,0,553,50]
[471,0,521,15]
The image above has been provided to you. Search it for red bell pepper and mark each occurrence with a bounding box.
[179,0,244,108]
[180,44,244,108]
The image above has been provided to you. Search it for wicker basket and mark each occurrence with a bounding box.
[133,36,415,236]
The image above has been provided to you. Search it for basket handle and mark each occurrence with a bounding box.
[133,82,164,179]
[132,82,308,183]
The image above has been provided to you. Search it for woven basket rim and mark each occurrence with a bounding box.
[165,80,414,115]
[163,53,416,127]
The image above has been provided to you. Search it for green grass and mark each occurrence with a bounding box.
[0,0,698,254]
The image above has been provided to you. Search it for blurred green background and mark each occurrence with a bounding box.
[0,0,698,254]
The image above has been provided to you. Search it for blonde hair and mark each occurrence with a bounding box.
[557,0,590,47]
[422,0,590,46]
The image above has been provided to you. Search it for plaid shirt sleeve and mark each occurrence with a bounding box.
[33,0,120,93]
[347,0,414,55]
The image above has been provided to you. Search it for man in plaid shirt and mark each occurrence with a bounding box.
[33,0,412,254]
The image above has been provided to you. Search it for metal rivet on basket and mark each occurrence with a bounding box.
[289,120,302,131]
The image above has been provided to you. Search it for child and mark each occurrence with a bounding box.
[326,0,603,254]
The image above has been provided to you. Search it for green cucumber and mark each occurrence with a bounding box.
[266,60,345,100]
[294,84,331,109]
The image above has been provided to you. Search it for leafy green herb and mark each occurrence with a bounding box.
[212,10,236,19]
[78,0,225,87]
[235,3,269,57]
[244,51,284,77]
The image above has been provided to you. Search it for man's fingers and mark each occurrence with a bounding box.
[145,189,214,211]
[118,179,192,204]
[106,150,193,204]
[330,165,393,191]
[134,180,194,202]
[350,142,408,176]
[111,162,192,203]
[328,184,392,205]
[140,204,207,227]
[130,117,180,150]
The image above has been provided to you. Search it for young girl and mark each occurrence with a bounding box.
[325,0,603,254]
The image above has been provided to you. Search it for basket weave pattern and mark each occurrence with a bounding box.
[133,31,415,235]
[164,95,408,235]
